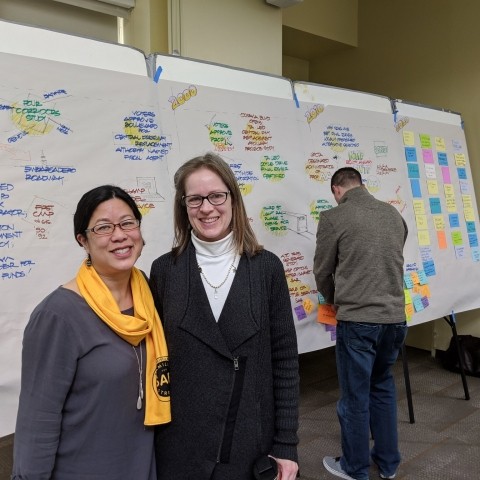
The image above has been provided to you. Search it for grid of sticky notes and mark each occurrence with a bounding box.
[403,130,479,262]
[404,269,430,321]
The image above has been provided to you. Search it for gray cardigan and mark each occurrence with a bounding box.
[313,186,408,324]
[149,243,299,480]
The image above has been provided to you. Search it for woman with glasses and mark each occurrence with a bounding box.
[150,153,299,480]
[12,185,170,480]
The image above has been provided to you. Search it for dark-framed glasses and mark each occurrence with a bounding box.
[182,191,230,208]
[85,218,140,236]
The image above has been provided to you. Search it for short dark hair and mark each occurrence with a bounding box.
[330,167,362,193]
[74,185,142,246]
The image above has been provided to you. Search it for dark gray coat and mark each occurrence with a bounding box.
[150,244,299,480]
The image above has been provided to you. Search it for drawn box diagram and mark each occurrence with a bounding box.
[283,211,308,233]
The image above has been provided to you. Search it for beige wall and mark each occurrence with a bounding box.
[0,0,117,42]
[174,0,282,75]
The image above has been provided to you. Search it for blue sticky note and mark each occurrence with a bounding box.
[472,247,480,262]
[429,197,441,214]
[413,295,424,312]
[410,179,422,198]
[468,233,479,247]
[422,260,436,276]
[449,213,460,228]
[466,221,476,234]
[407,163,420,178]
[457,167,467,180]
[405,147,417,162]
[404,274,414,289]
[417,270,428,285]
[437,152,448,166]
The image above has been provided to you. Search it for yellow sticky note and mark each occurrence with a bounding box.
[443,184,454,195]
[433,215,445,230]
[415,214,428,230]
[403,131,415,146]
[303,298,314,315]
[418,230,431,246]
[404,289,412,304]
[454,153,466,166]
[446,197,457,212]
[435,136,446,151]
[413,200,425,215]
[405,303,414,321]
[464,207,475,222]
[437,230,448,249]
[427,179,439,195]
[462,195,473,208]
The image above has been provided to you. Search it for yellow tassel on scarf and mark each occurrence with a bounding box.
[76,261,171,425]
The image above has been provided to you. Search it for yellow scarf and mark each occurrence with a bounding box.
[76,261,171,426]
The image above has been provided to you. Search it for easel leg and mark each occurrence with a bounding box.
[401,343,415,424]
[443,314,470,401]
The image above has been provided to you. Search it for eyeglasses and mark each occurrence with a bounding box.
[182,191,230,208]
[85,218,140,236]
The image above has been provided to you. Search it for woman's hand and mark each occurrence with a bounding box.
[271,456,298,480]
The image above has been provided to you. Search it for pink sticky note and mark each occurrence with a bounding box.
[441,166,451,184]
[422,149,434,163]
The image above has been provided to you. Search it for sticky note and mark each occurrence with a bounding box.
[435,137,446,151]
[449,213,460,228]
[455,245,466,259]
[404,289,412,304]
[433,215,445,230]
[437,230,448,249]
[405,147,417,162]
[405,303,414,320]
[429,197,441,214]
[410,179,422,198]
[413,200,425,214]
[468,233,478,247]
[422,149,434,163]
[427,179,439,194]
[444,184,454,195]
[418,230,431,246]
[437,152,448,165]
[472,248,480,262]
[454,153,466,166]
[419,134,431,149]
[446,196,457,212]
[466,222,476,233]
[423,260,436,276]
[451,230,463,246]
[424,164,436,179]
[417,270,428,285]
[459,180,469,194]
[457,167,467,180]
[413,295,424,312]
[403,131,415,146]
[407,163,420,178]
[441,166,451,184]
[303,298,314,314]
[294,305,307,321]
[415,214,428,230]
[462,195,473,208]
[404,274,414,289]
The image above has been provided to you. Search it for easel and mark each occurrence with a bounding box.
[401,311,470,424]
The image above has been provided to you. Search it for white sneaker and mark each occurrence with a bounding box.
[322,456,357,480]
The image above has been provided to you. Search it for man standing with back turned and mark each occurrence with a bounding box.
[314,167,408,480]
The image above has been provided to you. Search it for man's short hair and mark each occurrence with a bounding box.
[330,167,362,193]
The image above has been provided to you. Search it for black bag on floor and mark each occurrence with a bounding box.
[441,335,480,377]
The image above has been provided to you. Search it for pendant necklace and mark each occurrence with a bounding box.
[198,255,237,299]
[132,341,144,410]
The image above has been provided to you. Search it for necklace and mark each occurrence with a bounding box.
[132,342,144,410]
[197,255,237,299]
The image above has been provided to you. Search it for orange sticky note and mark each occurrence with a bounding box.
[317,304,337,326]
[437,230,448,249]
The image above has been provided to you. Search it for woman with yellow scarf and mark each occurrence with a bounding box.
[12,185,170,480]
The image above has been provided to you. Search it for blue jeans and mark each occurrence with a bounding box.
[335,320,408,480]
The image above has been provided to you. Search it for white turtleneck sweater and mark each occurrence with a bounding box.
[191,231,240,322]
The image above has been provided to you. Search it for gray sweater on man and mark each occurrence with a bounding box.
[313,186,408,324]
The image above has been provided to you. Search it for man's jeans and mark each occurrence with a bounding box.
[335,320,408,480]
